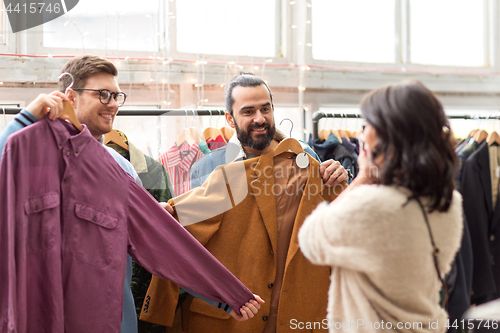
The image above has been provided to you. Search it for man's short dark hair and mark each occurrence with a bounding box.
[58,55,118,93]
[225,73,273,116]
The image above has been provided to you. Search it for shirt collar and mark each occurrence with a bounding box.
[50,118,93,157]
[166,142,201,172]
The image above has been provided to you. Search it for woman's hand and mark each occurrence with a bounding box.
[229,295,265,321]
[348,141,378,189]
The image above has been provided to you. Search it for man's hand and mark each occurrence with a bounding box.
[319,159,348,187]
[229,295,265,321]
[159,202,174,215]
[25,91,69,121]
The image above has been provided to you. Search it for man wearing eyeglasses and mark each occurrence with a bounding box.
[0,55,263,333]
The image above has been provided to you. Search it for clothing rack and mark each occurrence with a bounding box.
[312,111,363,140]
[312,110,500,140]
[1,108,226,116]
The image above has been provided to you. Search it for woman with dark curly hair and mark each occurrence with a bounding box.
[299,80,463,333]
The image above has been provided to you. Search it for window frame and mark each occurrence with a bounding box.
[168,0,290,65]
[27,0,168,58]
[306,0,498,72]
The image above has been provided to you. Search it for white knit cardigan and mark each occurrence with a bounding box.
[298,185,463,333]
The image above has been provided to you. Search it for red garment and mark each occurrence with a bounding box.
[0,119,253,333]
[206,135,227,151]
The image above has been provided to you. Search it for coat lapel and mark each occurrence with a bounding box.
[250,152,278,256]
[285,155,326,269]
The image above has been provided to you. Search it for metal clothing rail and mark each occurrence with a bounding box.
[1,108,226,116]
[312,111,363,140]
[311,110,500,140]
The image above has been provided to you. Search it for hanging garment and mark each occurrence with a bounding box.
[141,139,348,333]
[455,138,480,192]
[1,109,144,333]
[488,145,500,209]
[461,141,500,304]
[312,132,358,181]
[348,137,360,156]
[0,118,254,333]
[198,140,212,155]
[106,130,175,203]
[206,134,227,151]
[446,215,473,333]
[157,142,203,196]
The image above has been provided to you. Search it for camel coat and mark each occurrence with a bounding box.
[141,140,347,332]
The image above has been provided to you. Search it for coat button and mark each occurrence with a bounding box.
[262,316,268,321]
[59,142,63,146]
[93,216,97,222]
[75,149,79,154]
[66,152,70,156]
[491,235,495,241]
[268,283,273,289]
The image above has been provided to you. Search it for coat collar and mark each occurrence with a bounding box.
[248,139,325,266]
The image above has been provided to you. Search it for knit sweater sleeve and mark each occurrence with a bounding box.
[298,185,398,273]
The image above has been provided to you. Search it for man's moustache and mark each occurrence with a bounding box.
[247,123,271,131]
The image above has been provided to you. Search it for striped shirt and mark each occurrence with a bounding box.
[158,142,203,196]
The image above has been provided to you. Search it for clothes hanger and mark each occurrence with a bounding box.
[188,109,203,143]
[220,126,234,141]
[273,137,304,157]
[472,116,488,143]
[217,110,234,141]
[488,117,500,146]
[203,110,224,141]
[279,118,294,137]
[352,114,363,138]
[487,131,500,146]
[176,110,196,146]
[58,72,84,132]
[318,115,331,141]
[473,130,488,143]
[338,114,349,139]
[342,114,354,138]
[104,129,129,150]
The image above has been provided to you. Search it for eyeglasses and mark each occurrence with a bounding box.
[73,88,127,107]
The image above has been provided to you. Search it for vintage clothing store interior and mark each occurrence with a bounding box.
[1,0,500,332]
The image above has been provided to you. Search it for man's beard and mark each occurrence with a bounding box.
[234,120,276,151]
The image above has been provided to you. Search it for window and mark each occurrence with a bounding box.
[43,0,164,52]
[311,0,396,63]
[176,0,278,57]
[410,0,486,67]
